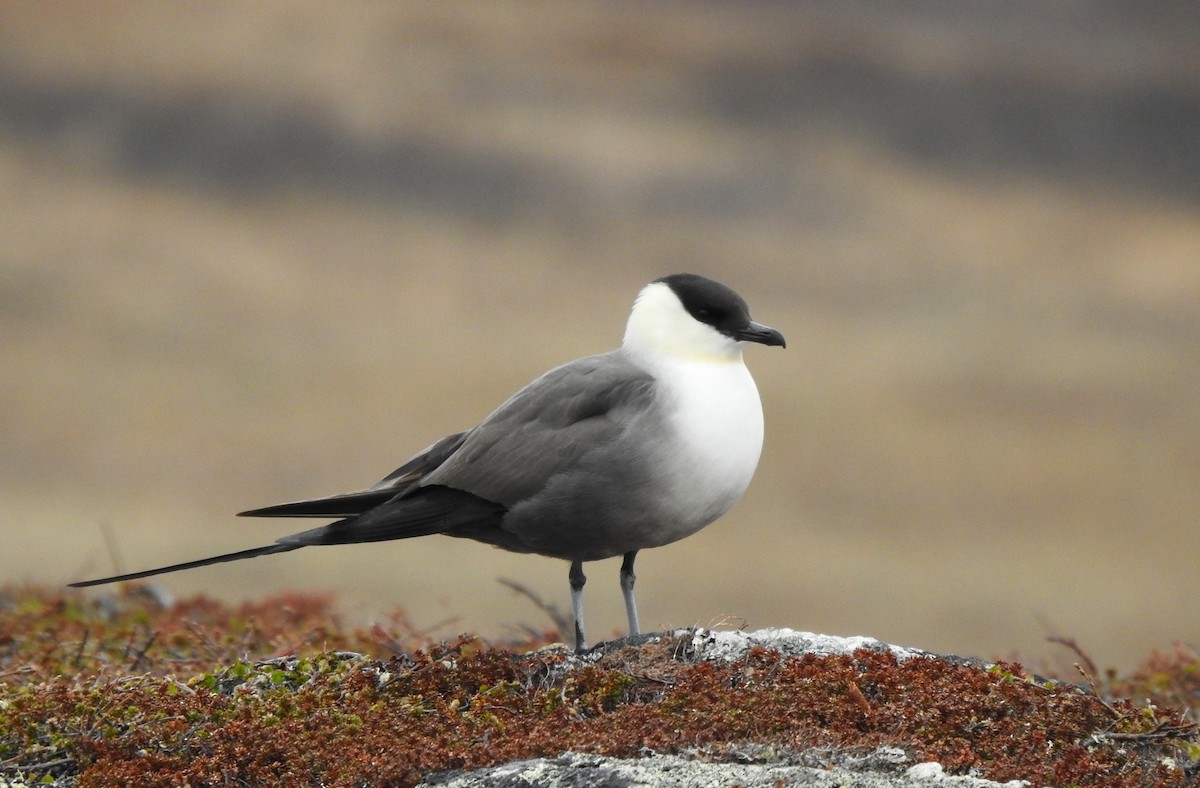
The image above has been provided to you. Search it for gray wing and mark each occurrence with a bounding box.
[420,351,657,506]
[236,351,654,551]
[239,431,469,518]
[74,358,653,587]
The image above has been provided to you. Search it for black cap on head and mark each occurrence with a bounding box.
[656,273,786,348]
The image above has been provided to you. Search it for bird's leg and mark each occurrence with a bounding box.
[569,560,587,652]
[620,550,640,636]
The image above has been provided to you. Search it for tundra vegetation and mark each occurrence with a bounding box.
[1,586,1197,786]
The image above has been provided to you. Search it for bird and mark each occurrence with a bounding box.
[70,273,785,651]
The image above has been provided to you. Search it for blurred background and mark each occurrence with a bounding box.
[2,2,1198,672]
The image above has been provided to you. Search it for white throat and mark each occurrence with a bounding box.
[622,281,745,368]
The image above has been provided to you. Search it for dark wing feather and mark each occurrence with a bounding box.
[371,431,471,489]
[422,352,657,506]
[239,431,470,518]
[279,485,506,546]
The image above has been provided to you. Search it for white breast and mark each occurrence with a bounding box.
[646,356,765,542]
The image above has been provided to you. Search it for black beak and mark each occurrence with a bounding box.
[734,321,786,348]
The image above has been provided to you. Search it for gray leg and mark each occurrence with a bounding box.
[569,560,587,652]
[620,551,640,636]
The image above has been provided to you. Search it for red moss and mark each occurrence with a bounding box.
[1,586,1197,787]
